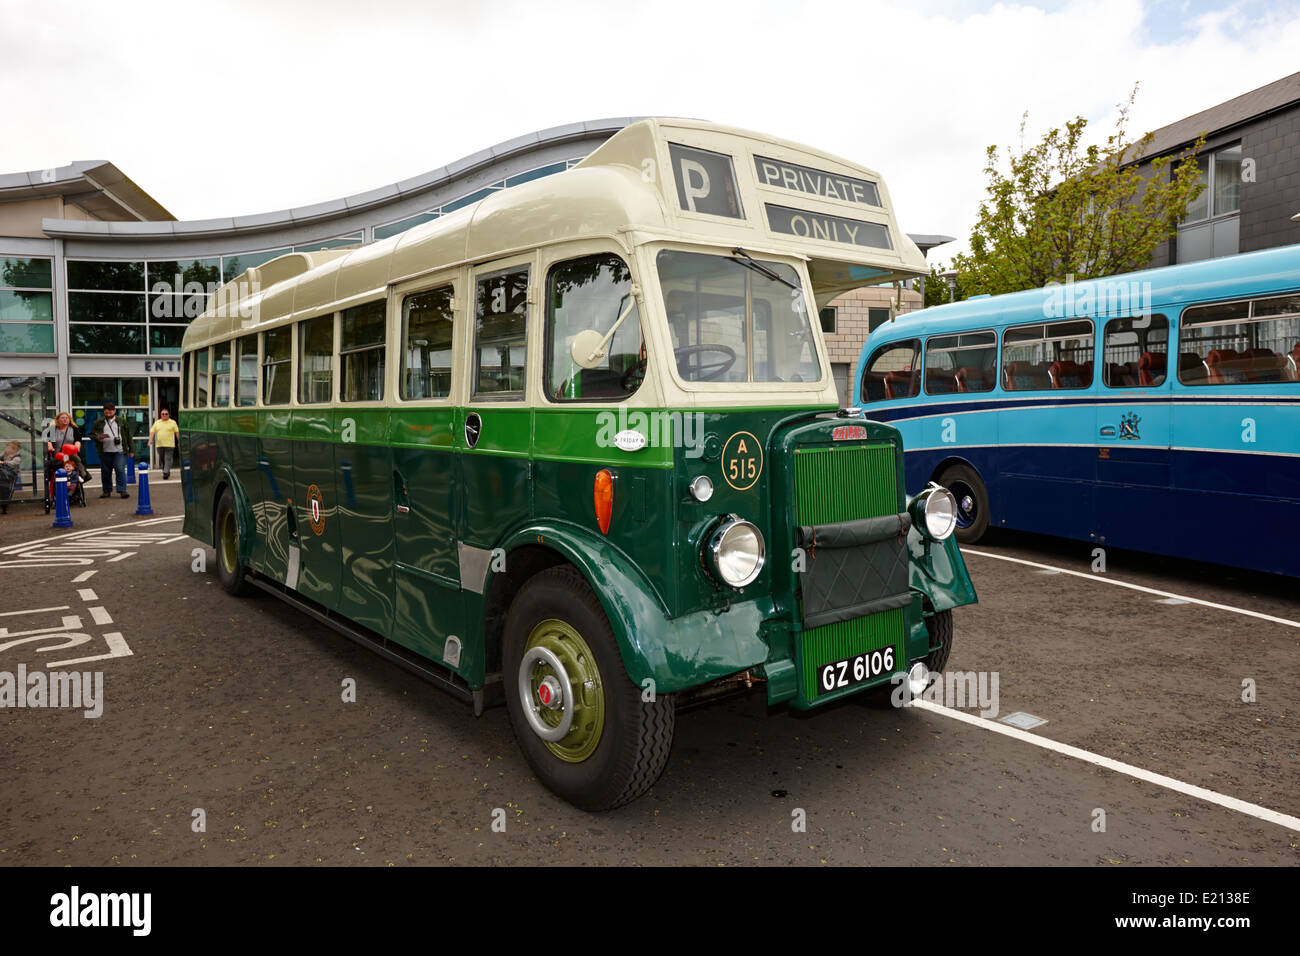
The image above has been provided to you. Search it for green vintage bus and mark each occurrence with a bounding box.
[180,118,977,810]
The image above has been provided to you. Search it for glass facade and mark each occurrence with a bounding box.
[0,256,55,354]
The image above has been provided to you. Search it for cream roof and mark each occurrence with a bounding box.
[187,118,927,349]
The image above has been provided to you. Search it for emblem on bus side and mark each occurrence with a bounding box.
[1119,412,1141,440]
[306,483,325,536]
[721,430,763,491]
[613,429,647,452]
[465,412,482,449]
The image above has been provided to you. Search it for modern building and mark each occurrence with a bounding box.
[1128,70,1300,267]
[0,117,947,451]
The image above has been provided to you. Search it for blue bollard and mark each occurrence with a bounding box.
[135,462,154,515]
[127,454,136,485]
[52,474,73,528]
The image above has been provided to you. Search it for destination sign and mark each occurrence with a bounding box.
[765,204,892,249]
[755,156,881,206]
[669,143,744,219]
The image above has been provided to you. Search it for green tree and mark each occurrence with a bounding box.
[914,262,964,307]
[953,86,1206,296]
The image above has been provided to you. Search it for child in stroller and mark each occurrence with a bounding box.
[45,444,87,511]
[0,440,20,514]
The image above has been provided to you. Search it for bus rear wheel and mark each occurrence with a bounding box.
[938,464,989,544]
[214,487,249,596]
[503,566,674,811]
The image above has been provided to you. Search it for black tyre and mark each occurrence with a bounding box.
[214,487,249,596]
[923,609,954,674]
[938,463,989,544]
[503,566,674,811]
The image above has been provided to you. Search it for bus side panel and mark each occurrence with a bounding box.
[1093,394,1172,551]
[289,409,342,610]
[459,406,534,552]
[226,410,267,568]
[996,402,1094,540]
[256,409,295,585]
[390,408,465,667]
[333,408,395,637]
[182,411,218,544]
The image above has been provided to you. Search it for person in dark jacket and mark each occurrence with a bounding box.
[88,401,133,499]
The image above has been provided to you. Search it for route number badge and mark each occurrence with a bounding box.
[721,430,762,491]
[307,483,325,536]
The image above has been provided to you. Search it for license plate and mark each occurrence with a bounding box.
[817,644,897,697]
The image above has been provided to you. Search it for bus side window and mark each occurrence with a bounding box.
[925,331,996,395]
[1002,320,1093,390]
[298,313,335,404]
[546,254,642,401]
[196,347,209,407]
[262,327,292,405]
[340,300,386,402]
[861,339,919,402]
[1103,315,1168,388]
[1180,292,1300,385]
[181,351,190,410]
[402,286,454,400]
[474,265,529,399]
[235,333,259,406]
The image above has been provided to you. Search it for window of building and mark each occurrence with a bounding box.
[340,300,386,402]
[868,307,891,333]
[235,335,259,406]
[1185,144,1242,222]
[546,254,643,401]
[262,327,291,405]
[819,307,837,334]
[72,377,149,458]
[474,265,529,399]
[925,330,997,394]
[401,286,454,400]
[861,339,920,402]
[299,314,334,403]
[1002,320,1094,390]
[222,248,292,281]
[1103,315,1168,388]
[0,256,54,354]
[1178,292,1300,385]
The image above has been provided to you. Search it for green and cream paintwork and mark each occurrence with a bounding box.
[181,118,976,711]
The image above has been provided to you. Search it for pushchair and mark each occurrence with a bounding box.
[46,447,87,511]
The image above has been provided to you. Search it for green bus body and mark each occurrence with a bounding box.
[182,405,975,708]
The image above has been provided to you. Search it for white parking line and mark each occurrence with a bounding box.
[76,589,98,602]
[910,699,1300,831]
[89,607,113,626]
[71,570,97,583]
[107,552,136,562]
[963,549,1300,629]
[0,605,70,618]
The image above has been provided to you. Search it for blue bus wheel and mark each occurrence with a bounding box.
[938,464,989,544]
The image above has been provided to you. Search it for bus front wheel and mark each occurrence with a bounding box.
[214,487,249,597]
[938,464,989,544]
[503,566,674,811]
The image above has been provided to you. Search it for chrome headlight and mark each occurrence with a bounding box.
[910,484,957,541]
[707,516,765,588]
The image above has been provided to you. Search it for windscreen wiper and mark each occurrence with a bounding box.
[730,247,800,293]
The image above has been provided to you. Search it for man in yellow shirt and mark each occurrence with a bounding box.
[148,409,181,479]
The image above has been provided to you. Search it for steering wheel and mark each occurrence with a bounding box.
[675,344,737,381]
[621,359,647,393]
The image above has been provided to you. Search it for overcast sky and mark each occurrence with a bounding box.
[3,0,1299,262]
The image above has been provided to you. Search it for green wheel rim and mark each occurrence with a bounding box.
[219,510,238,575]
[522,618,605,763]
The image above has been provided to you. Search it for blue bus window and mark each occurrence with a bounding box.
[1001,320,1093,390]
[925,331,996,395]
[1104,315,1168,388]
[1180,293,1300,386]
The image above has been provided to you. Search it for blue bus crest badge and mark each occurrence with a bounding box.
[1119,412,1141,440]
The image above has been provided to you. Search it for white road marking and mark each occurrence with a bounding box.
[911,699,1300,832]
[0,515,182,555]
[963,549,1300,629]
[47,631,132,668]
[89,607,113,626]
[0,605,70,618]
[107,552,136,562]
[156,534,190,545]
[77,589,98,602]
[71,570,97,583]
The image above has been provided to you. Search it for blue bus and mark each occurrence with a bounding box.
[853,243,1300,577]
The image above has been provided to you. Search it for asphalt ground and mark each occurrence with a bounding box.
[0,480,1296,866]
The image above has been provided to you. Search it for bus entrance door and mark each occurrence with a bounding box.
[1093,395,1171,549]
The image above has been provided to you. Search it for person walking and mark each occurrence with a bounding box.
[148,408,180,479]
[89,401,132,499]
